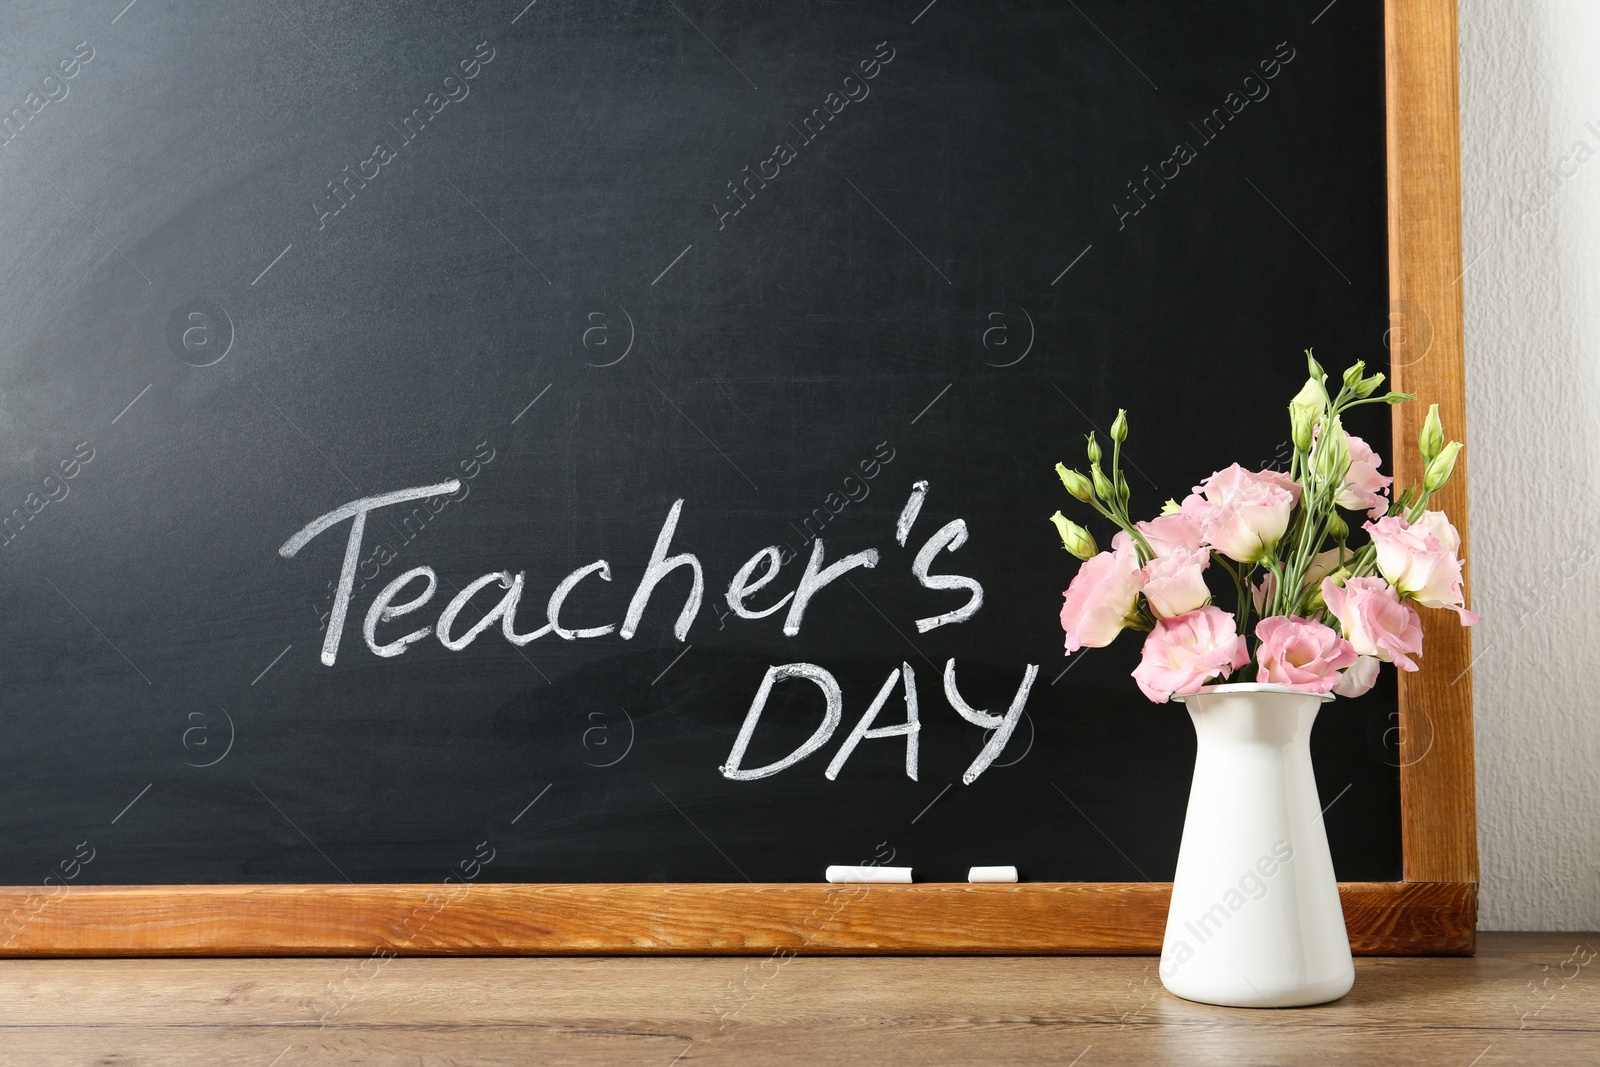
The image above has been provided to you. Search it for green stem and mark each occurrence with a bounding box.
[1071,494,1156,565]
[1213,554,1249,632]
[1406,485,1436,524]
[1263,556,1287,618]
[1280,466,1341,615]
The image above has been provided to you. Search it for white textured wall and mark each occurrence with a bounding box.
[1460,0,1600,931]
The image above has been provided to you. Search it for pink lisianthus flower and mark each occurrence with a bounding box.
[1137,547,1212,618]
[1131,606,1250,703]
[1325,431,1393,519]
[1059,542,1141,654]
[1414,509,1465,554]
[1365,511,1481,625]
[1333,655,1381,698]
[1255,615,1358,694]
[1321,576,1424,670]
[1113,512,1206,560]
[1182,464,1301,564]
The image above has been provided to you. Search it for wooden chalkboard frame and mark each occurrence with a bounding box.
[0,0,1475,957]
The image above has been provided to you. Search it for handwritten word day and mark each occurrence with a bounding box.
[279,479,1040,785]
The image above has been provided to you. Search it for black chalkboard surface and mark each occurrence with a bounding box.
[0,0,1399,888]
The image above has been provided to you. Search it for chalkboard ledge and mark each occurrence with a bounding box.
[0,881,1474,957]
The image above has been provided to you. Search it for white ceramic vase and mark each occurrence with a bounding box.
[1159,683,1355,1008]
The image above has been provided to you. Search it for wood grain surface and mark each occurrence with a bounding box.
[0,932,1590,1065]
[1386,0,1480,889]
[0,880,1475,957]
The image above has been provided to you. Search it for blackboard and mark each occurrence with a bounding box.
[0,0,1476,954]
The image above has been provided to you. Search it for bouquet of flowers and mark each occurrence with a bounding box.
[1048,353,1478,703]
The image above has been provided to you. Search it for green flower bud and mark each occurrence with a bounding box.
[1327,512,1349,542]
[1085,432,1103,465]
[1306,348,1325,382]
[1049,511,1098,561]
[1055,463,1094,503]
[1110,409,1128,444]
[1288,377,1328,451]
[1423,440,1463,491]
[1356,371,1386,398]
[1342,360,1366,390]
[1418,403,1445,465]
[1382,390,1415,405]
[1090,463,1114,502]
[1116,470,1130,505]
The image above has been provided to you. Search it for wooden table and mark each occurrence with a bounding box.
[0,933,1593,1064]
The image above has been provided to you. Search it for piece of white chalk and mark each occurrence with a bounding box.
[967,866,1018,883]
[825,865,913,883]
